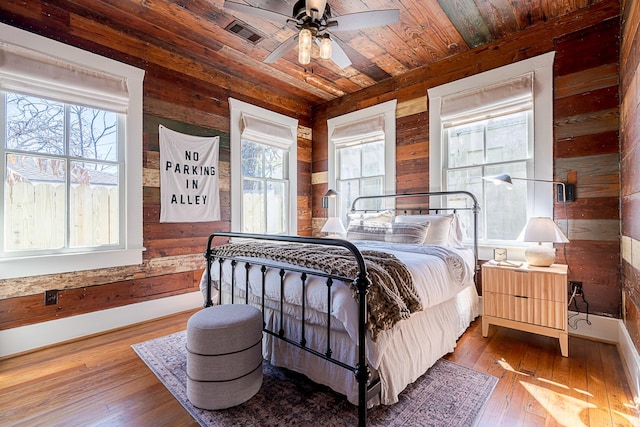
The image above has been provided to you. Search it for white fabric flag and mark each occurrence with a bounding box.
[159,125,220,222]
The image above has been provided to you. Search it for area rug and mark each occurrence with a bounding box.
[132,331,497,426]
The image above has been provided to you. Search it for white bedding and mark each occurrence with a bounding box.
[199,241,480,405]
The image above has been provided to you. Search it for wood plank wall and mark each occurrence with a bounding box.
[621,0,640,354]
[311,0,622,317]
[0,1,313,330]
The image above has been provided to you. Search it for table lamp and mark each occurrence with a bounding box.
[321,217,346,238]
[520,217,569,267]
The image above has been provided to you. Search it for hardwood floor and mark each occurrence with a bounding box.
[1,310,638,426]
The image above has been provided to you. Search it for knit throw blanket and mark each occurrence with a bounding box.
[212,242,422,340]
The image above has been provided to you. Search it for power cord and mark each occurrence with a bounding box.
[567,286,591,330]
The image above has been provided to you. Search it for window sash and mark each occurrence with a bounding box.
[241,138,289,235]
[443,109,533,245]
[1,92,125,257]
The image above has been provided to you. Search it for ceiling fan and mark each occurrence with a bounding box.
[224,0,400,69]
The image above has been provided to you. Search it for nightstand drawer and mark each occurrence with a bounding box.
[483,291,566,329]
[482,266,565,302]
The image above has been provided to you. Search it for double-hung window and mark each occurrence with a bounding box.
[428,53,555,253]
[229,98,298,235]
[328,100,397,224]
[0,23,144,279]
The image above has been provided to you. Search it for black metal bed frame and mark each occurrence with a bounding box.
[203,191,480,427]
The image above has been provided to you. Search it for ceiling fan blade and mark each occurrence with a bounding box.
[224,1,291,24]
[330,9,400,32]
[264,34,299,63]
[329,39,352,69]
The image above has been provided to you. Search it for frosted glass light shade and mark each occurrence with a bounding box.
[319,36,332,59]
[298,28,312,65]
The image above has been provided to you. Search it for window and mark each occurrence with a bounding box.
[0,23,144,279]
[229,98,298,234]
[428,52,555,253]
[328,100,397,224]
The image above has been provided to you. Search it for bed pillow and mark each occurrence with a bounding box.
[394,213,461,246]
[384,222,431,243]
[347,210,393,226]
[346,221,430,244]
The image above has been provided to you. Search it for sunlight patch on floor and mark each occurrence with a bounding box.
[613,409,640,426]
[537,377,570,390]
[497,358,530,376]
[520,381,596,427]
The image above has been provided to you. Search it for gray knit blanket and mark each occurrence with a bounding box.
[212,242,422,340]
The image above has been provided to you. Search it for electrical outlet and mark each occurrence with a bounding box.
[569,281,583,296]
[44,290,58,306]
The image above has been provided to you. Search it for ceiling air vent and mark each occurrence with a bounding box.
[225,20,263,44]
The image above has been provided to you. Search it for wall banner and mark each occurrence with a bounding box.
[159,125,220,223]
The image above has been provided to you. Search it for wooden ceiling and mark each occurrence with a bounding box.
[6,0,605,108]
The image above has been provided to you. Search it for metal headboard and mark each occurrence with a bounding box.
[349,191,480,277]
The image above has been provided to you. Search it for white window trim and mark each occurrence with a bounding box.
[428,52,555,259]
[229,98,298,234]
[327,99,397,215]
[0,23,145,280]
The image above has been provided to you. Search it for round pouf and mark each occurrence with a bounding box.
[186,304,263,410]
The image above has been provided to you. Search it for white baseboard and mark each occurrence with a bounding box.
[566,310,620,343]
[0,291,203,358]
[617,318,640,405]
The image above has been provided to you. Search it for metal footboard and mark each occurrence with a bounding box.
[204,232,372,427]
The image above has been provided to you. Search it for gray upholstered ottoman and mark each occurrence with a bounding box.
[186,304,263,410]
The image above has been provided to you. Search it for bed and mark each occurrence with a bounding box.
[200,191,481,426]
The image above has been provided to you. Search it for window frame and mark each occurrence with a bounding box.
[428,52,555,259]
[229,98,298,234]
[0,23,145,279]
[327,99,397,218]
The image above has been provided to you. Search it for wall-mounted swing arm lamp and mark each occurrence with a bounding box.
[482,173,575,202]
[483,172,573,252]
[322,189,339,209]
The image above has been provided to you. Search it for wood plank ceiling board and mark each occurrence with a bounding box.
[0,0,610,107]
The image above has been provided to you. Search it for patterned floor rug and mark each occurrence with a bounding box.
[132,331,497,426]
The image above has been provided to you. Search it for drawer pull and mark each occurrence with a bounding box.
[514,295,528,299]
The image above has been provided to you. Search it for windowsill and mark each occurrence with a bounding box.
[0,247,145,280]
[477,244,527,262]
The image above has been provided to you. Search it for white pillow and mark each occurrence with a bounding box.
[347,210,393,226]
[394,213,462,246]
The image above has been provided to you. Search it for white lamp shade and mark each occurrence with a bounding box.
[520,217,569,243]
[519,217,568,267]
[321,217,346,236]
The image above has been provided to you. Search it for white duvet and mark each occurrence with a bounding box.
[199,241,480,405]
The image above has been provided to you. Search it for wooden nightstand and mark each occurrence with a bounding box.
[482,263,569,357]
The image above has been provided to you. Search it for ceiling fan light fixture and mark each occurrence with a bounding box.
[319,35,332,59]
[298,28,312,64]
